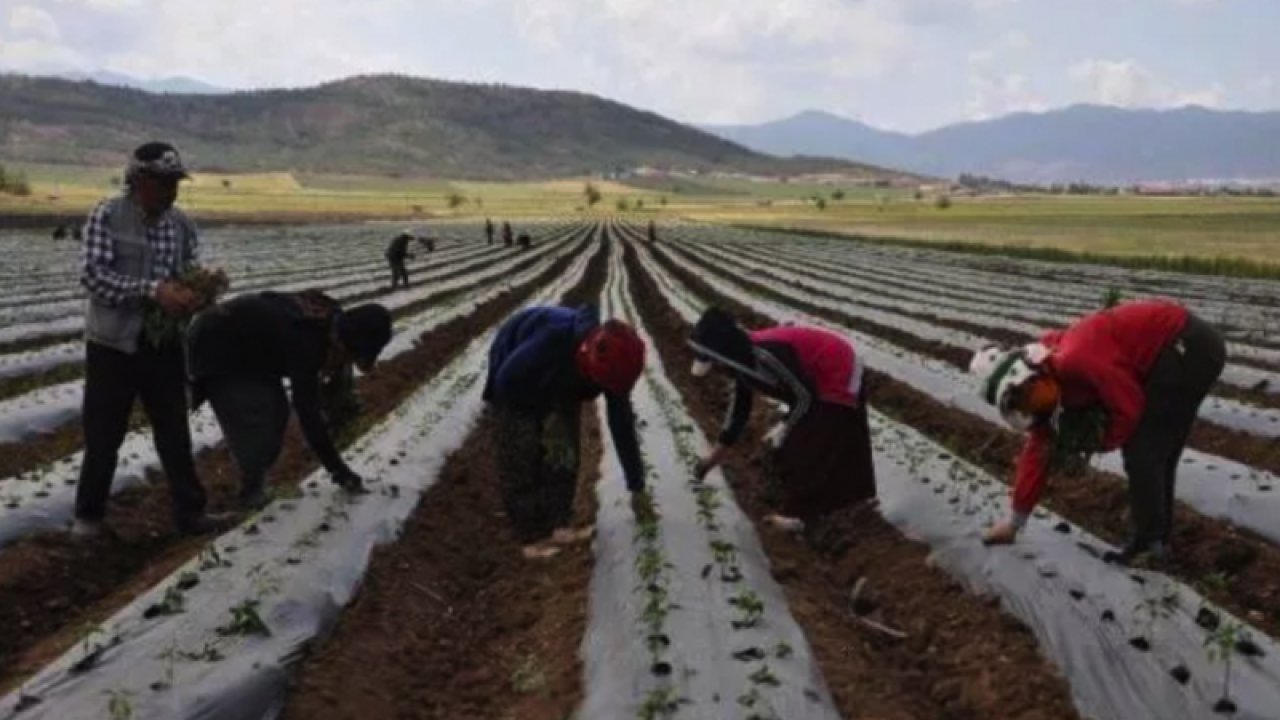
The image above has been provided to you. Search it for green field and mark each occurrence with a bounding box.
[3,162,1279,273]
[680,193,1280,266]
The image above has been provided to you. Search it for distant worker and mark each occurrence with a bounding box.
[73,141,219,537]
[647,219,658,243]
[501,221,514,248]
[417,234,436,253]
[517,232,532,250]
[485,217,495,245]
[483,305,646,559]
[187,290,392,508]
[385,231,414,289]
[52,224,68,241]
[973,299,1225,564]
[690,308,876,533]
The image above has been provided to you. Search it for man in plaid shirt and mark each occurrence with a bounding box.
[73,141,222,537]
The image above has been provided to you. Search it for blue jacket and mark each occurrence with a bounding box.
[484,305,644,490]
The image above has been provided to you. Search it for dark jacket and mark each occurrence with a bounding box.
[386,233,412,261]
[484,305,644,490]
[187,291,350,475]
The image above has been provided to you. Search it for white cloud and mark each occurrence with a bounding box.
[7,6,62,41]
[1067,58,1223,109]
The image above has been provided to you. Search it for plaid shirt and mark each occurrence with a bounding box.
[81,198,199,307]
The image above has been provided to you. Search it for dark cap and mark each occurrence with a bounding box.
[128,141,190,180]
[337,304,393,371]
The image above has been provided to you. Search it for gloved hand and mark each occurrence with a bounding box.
[764,423,788,450]
[332,468,368,495]
[694,444,729,481]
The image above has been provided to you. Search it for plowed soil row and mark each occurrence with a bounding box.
[660,242,1280,479]
[644,235,1280,643]
[280,229,613,720]
[0,234,575,481]
[623,238,1080,720]
[0,229,599,691]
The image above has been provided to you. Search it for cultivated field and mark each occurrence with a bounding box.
[0,219,1276,719]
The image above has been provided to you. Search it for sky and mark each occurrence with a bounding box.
[0,0,1276,133]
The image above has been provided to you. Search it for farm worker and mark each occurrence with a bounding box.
[647,219,658,243]
[385,231,414,289]
[73,141,219,537]
[483,305,646,559]
[517,232,532,250]
[974,299,1225,564]
[187,290,392,509]
[690,308,876,532]
[501,221,514,248]
[485,217,495,245]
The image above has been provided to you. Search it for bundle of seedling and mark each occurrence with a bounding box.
[143,265,230,348]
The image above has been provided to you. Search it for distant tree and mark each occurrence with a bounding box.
[7,171,31,197]
[474,197,484,207]
[446,192,466,209]
[635,198,645,210]
[616,197,631,211]
[584,182,602,207]
[110,176,122,188]
[815,197,827,210]
[221,179,232,190]
[659,195,668,206]
[935,194,952,210]
[0,164,7,190]
[831,189,845,201]
[913,188,924,201]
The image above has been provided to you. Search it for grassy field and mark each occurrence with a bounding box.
[2,162,1278,271]
[680,193,1280,266]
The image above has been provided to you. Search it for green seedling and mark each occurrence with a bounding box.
[198,545,232,571]
[217,600,271,638]
[1205,620,1248,713]
[774,642,794,659]
[105,689,133,720]
[637,687,686,720]
[510,655,547,695]
[748,665,781,687]
[730,590,766,630]
[144,585,187,619]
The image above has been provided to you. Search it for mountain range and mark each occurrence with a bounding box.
[702,107,1280,184]
[0,73,901,181]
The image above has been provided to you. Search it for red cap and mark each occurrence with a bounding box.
[576,320,645,396]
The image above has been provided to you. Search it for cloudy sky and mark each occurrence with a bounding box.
[0,0,1275,132]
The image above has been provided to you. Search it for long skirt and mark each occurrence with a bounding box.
[767,399,876,525]
[493,403,582,544]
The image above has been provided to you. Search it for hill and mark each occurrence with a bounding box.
[0,73,907,181]
[702,106,1280,184]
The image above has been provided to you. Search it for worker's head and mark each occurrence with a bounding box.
[335,304,394,372]
[125,141,189,218]
[576,320,646,396]
[970,343,1060,431]
[687,307,753,379]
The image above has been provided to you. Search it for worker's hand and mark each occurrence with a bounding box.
[982,520,1020,546]
[155,280,196,316]
[693,445,728,480]
[764,423,788,450]
[332,468,368,495]
[765,514,805,533]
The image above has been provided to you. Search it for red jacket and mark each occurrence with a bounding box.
[749,326,861,407]
[1012,300,1189,515]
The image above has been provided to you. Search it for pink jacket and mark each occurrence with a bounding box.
[749,326,861,407]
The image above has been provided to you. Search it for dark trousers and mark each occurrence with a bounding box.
[77,340,206,522]
[388,257,409,288]
[493,404,581,544]
[1123,313,1226,545]
[205,376,290,503]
